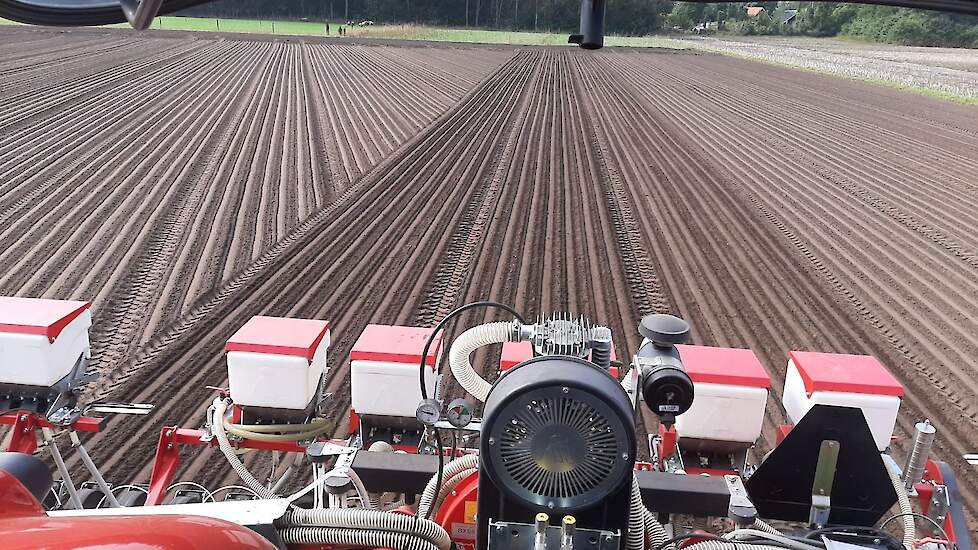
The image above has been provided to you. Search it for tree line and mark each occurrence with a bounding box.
[179,1,978,47]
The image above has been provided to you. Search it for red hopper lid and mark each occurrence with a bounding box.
[789,351,904,397]
[0,296,91,343]
[350,324,443,367]
[676,344,771,388]
[227,316,331,362]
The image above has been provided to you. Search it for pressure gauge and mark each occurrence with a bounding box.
[446,398,474,428]
[416,399,441,426]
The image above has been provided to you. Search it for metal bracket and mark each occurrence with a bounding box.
[725,475,757,527]
[85,402,154,416]
[925,484,950,536]
[305,441,357,462]
[119,0,164,30]
[489,520,619,549]
[809,440,840,528]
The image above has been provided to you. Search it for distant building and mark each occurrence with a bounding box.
[783,9,798,24]
[746,6,765,17]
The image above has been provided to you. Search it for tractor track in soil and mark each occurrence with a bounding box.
[0,28,510,394]
[2,29,977,534]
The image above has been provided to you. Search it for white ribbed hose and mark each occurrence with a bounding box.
[627,475,645,550]
[886,457,915,550]
[432,468,477,512]
[751,518,782,535]
[632,475,670,550]
[449,321,518,402]
[285,508,451,550]
[212,398,275,499]
[685,542,772,550]
[418,453,480,519]
[280,527,439,550]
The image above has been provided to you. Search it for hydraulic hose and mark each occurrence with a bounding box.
[280,527,440,550]
[223,419,333,442]
[885,457,915,550]
[284,508,451,550]
[418,453,480,518]
[449,321,518,402]
[212,398,275,499]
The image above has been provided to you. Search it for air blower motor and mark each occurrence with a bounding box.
[477,355,635,548]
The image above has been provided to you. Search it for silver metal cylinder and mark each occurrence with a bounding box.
[534,513,550,550]
[561,515,577,549]
[903,420,936,490]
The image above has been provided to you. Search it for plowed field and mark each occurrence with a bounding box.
[2,26,977,530]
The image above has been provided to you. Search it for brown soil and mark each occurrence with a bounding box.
[1,27,977,534]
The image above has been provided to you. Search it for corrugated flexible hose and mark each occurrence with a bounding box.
[284,508,451,550]
[418,453,480,518]
[280,527,440,550]
[449,321,518,402]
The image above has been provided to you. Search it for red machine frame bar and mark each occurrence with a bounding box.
[0,412,103,455]
[146,427,348,506]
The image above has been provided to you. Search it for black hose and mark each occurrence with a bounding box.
[426,429,444,520]
[416,301,523,521]
[417,301,525,401]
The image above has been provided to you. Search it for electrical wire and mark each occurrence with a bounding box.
[417,300,526,401]
[415,301,524,521]
[426,428,444,520]
[725,529,824,550]
[879,512,953,548]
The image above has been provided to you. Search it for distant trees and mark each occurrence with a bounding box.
[179,0,978,47]
[181,0,672,33]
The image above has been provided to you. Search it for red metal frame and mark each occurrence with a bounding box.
[913,459,958,545]
[146,427,349,506]
[656,424,679,469]
[0,412,102,455]
[436,471,479,550]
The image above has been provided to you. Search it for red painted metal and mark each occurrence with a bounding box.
[914,459,958,544]
[675,344,771,388]
[788,351,904,397]
[0,470,45,519]
[0,296,90,342]
[499,341,619,372]
[678,531,716,548]
[227,316,331,361]
[349,324,443,366]
[348,409,360,434]
[436,471,479,550]
[0,514,279,550]
[657,424,678,468]
[146,426,346,505]
[0,412,103,454]
[776,424,794,446]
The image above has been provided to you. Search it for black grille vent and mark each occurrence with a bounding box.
[498,396,619,500]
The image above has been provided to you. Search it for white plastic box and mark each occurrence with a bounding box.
[783,351,903,451]
[674,344,771,444]
[226,316,331,411]
[350,324,444,418]
[0,296,92,388]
